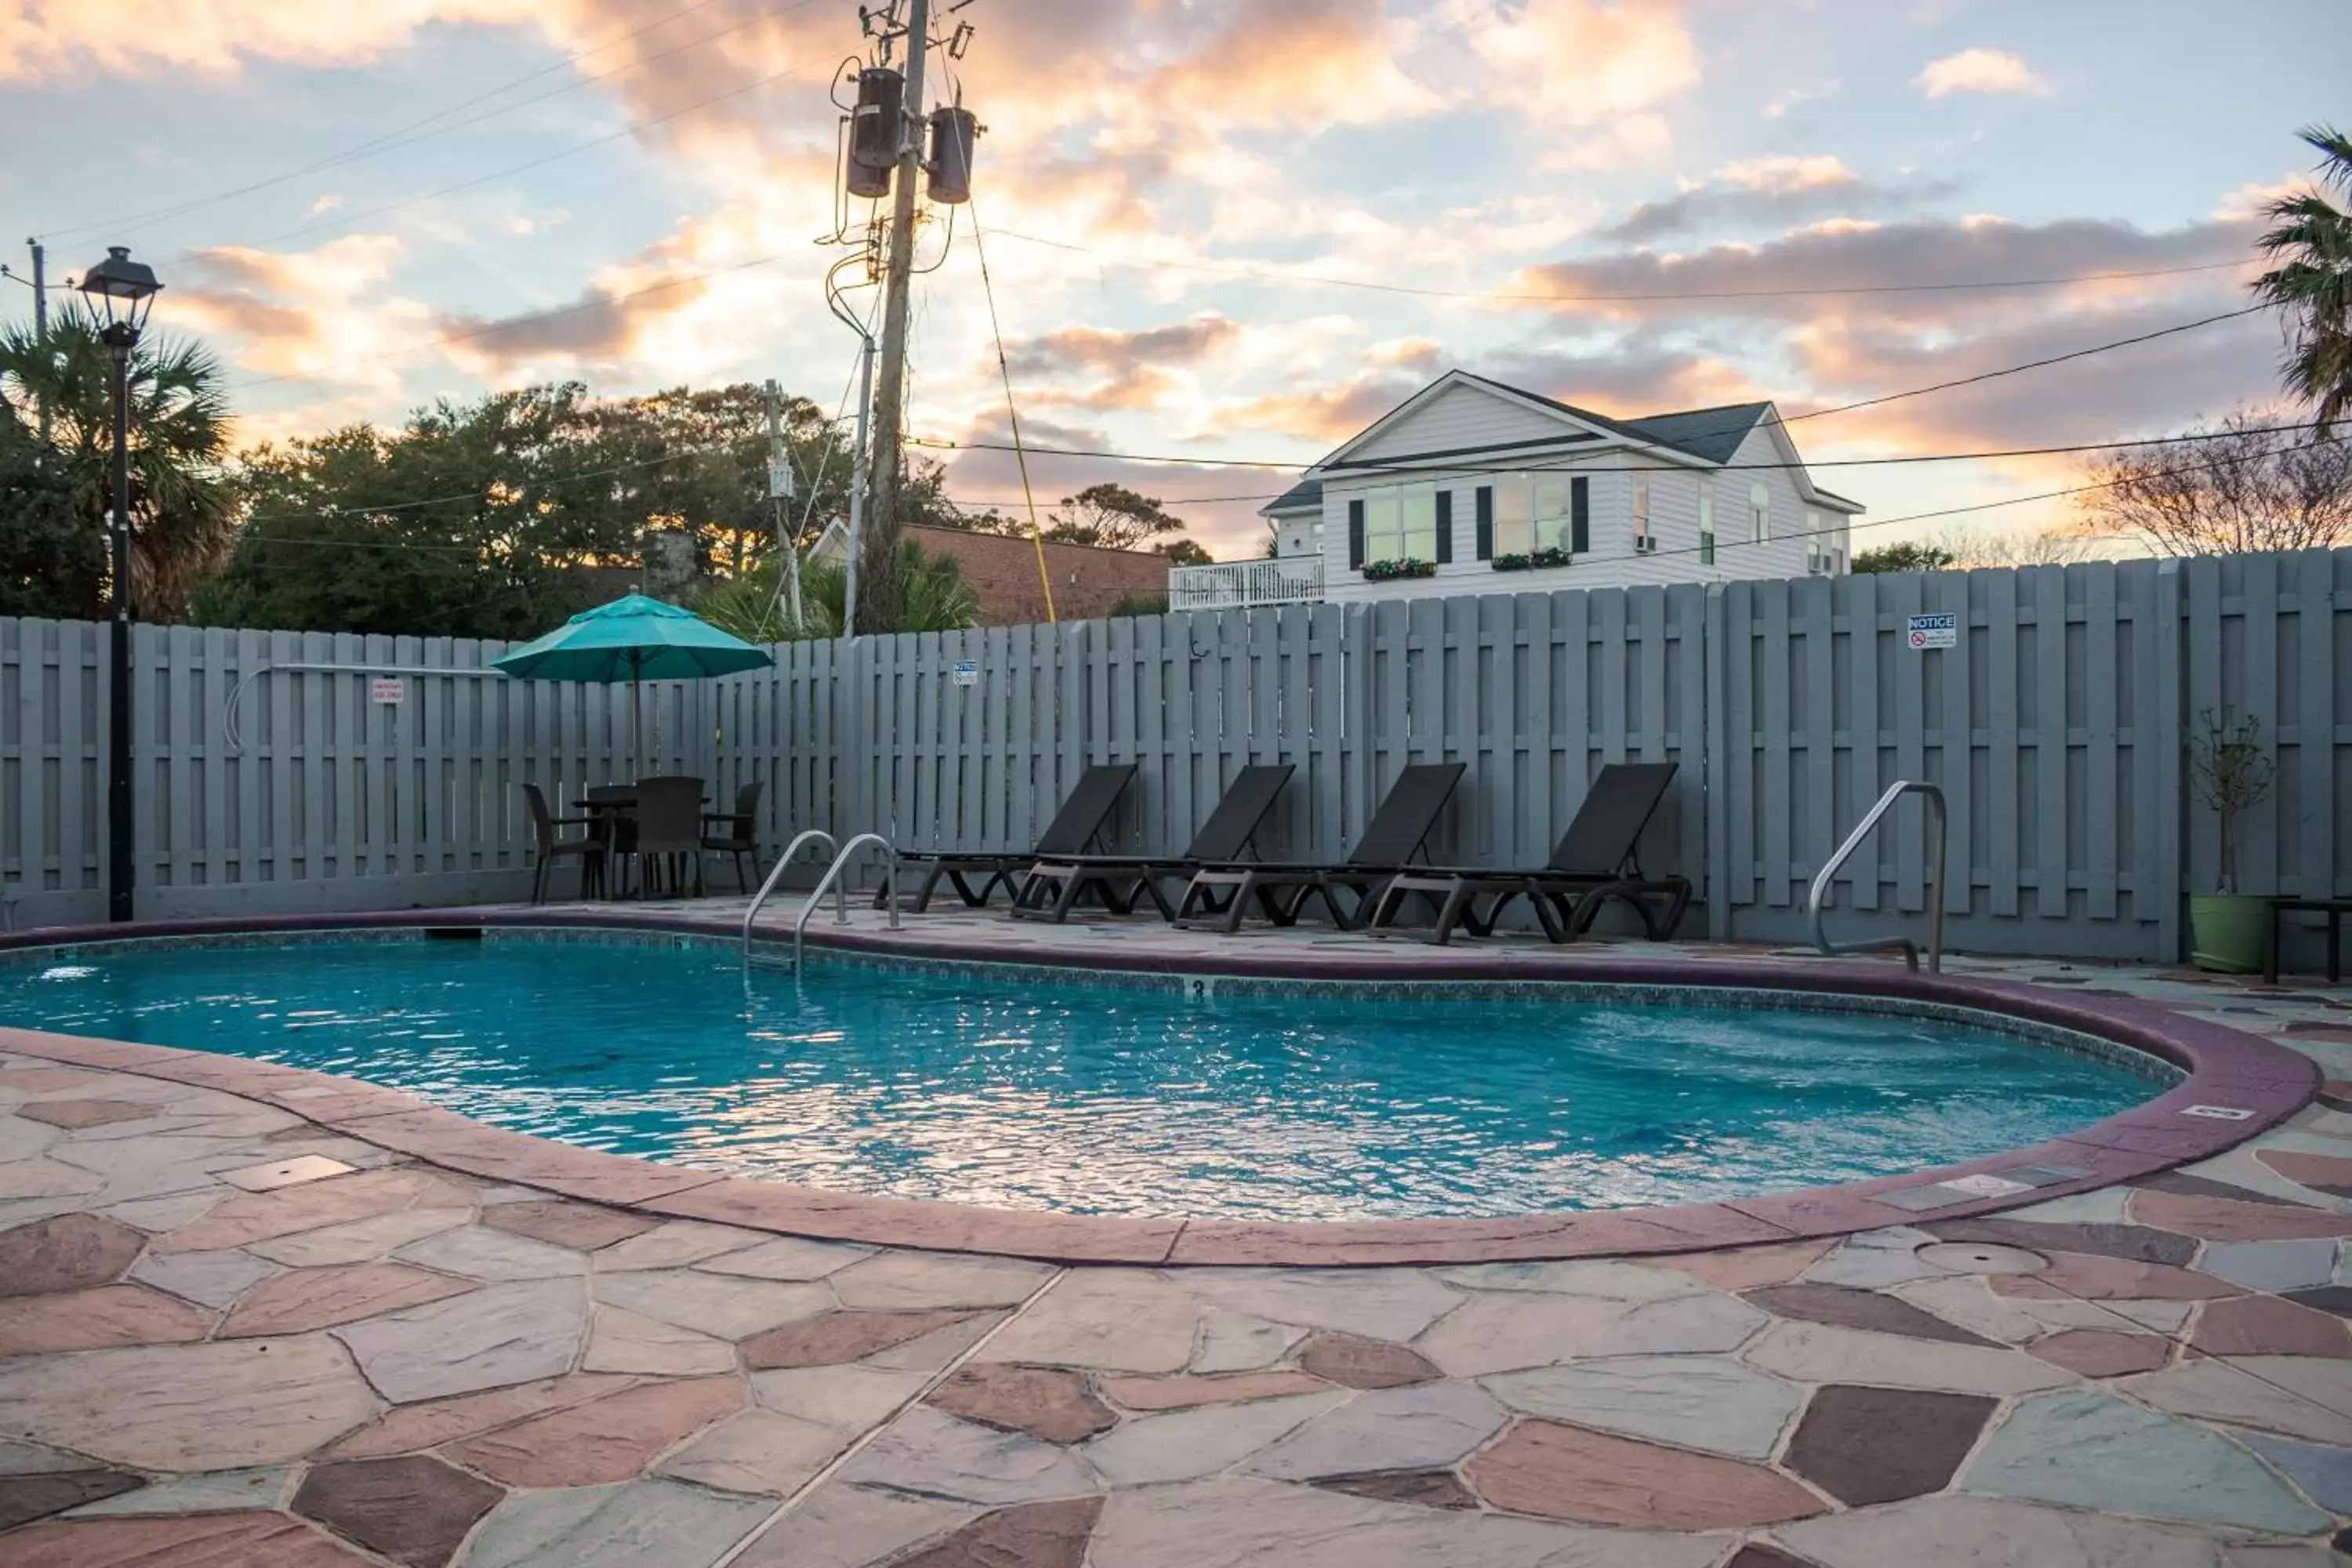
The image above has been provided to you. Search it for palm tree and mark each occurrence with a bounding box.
[695,539,980,642]
[2253,124,2352,432]
[0,303,236,620]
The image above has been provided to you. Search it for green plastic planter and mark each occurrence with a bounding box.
[2190,894,2268,975]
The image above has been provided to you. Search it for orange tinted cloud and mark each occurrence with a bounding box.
[0,0,535,79]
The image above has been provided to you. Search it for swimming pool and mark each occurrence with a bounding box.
[0,931,2172,1221]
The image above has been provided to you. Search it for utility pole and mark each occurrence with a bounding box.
[764,379,804,629]
[843,334,875,639]
[27,239,48,445]
[858,0,930,636]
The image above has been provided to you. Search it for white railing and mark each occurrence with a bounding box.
[1167,555,1327,612]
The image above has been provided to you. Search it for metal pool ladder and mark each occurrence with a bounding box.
[1807,780,1948,973]
[742,830,837,958]
[742,831,898,965]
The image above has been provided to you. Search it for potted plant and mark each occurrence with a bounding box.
[2186,709,2275,974]
[1362,557,1437,581]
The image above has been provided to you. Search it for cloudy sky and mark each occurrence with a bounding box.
[1,0,2342,557]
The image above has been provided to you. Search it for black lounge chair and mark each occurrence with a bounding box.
[1010,763,1295,924]
[1367,760,1691,945]
[892,762,1138,913]
[1173,761,1466,934]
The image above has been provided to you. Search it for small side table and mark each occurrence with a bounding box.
[2266,898,2352,984]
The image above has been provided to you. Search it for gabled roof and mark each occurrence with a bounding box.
[1619,403,1774,465]
[1264,478,1323,516]
[1279,368,1864,515]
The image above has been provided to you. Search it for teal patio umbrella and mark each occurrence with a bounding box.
[493,593,772,776]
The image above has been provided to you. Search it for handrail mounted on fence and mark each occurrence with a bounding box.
[1808,780,1948,973]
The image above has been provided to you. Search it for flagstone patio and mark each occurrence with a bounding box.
[2,911,2350,1565]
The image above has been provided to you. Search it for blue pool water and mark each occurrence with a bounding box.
[1,938,2163,1220]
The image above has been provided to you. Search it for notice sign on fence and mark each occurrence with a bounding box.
[951,660,980,688]
[370,678,407,705]
[1906,613,1958,651]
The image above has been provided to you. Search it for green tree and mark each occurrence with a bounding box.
[0,414,105,617]
[2253,124,2352,431]
[1849,540,1957,573]
[200,381,846,638]
[0,303,235,620]
[1045,483,1192,553]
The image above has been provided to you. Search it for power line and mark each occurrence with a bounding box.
[1626,435,2333,564]
[985,227,2259,305]
[913,304,2273,477]
[916,416,2314,487]
[169,52,830,274]
[38,0,759,245]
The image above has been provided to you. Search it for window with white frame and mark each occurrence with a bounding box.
[1494,474,1581,555]
[1748,482,1770,545]
[1632,475,1652,551]
[1363,484,1438,564]
[1805,508,1824,572]
[1698,479,1715,566]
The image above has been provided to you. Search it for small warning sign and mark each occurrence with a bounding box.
[1905,612,1958,651]
[951,660,980,688]
[370,678,406,705]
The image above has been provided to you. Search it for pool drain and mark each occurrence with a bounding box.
[1914,1240,2049,1275]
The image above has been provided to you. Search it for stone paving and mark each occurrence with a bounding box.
[1,917,2351,1563]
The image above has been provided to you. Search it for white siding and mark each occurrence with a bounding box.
[1290,383,1855,606]
[1344,380,1577,463]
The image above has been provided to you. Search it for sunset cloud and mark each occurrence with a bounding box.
[1914,48,2049,99]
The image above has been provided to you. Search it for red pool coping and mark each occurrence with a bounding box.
[0,909,2320,1267]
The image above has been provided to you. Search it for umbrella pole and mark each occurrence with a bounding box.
[630,651,644,780]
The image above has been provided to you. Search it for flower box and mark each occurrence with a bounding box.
[1362,557,1437,581]
[1492,547,1572,572]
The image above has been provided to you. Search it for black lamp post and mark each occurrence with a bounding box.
[78,246,162,924]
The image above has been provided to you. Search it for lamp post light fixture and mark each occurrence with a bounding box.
[78,246,162,924]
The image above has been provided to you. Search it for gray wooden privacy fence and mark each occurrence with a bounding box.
[0,622,785,927]
[1,546,2347,963]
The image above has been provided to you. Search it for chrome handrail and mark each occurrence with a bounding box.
[741,830,837,955]
[1808,779,1948,973]
[790,833,898,969]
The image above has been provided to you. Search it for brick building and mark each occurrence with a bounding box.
[809,523,1170,627]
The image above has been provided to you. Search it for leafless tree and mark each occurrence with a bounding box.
[2076,407,2352,556]
[1926,524,2105,568]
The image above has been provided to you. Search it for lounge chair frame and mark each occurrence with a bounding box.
[892,763,1138,912]
[1011,764,1295,924]
[1173,762,1466,935]
[1369,760,1692,945]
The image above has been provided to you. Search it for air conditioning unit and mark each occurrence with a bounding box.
[1633,535,1657,554]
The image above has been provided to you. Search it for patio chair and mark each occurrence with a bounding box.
[702,779,765,893]
[1173,761,1466,934]
[631,775,707,899]
[1367,760,1691,945]
[1010,763,1294,924]
[521,783,605,903]
[892,763,1138,913]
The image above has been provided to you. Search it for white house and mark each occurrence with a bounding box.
[1168,370,1865,610]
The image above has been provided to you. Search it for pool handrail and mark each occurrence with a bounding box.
[1808,779,1947,974]
[742,830,839,954]
[790,833,900,968]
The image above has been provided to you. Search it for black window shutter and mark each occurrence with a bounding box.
[1347,499,1365,568]
[1434,491,1453,564]
[1475,486,1494,560]
[1570,476,1591,554]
